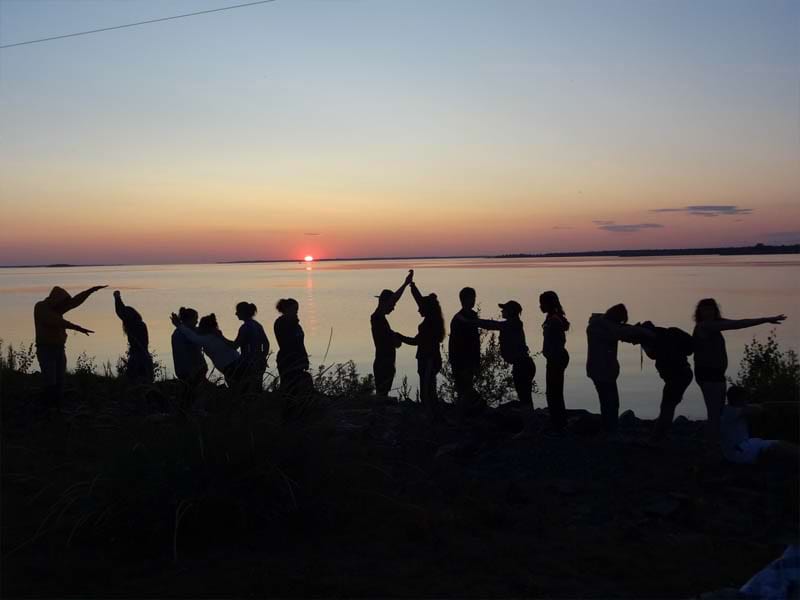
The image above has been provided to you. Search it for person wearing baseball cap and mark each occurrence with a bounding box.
[370,270,414,398]
[455,299,537,436]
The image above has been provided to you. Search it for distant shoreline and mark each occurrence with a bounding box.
[1,243,797,269]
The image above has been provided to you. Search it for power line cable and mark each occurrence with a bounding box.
[0,0,277,49]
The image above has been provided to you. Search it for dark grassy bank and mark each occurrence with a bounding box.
[1,364,798,599]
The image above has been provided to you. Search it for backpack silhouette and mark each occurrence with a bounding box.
[642,324,694,361]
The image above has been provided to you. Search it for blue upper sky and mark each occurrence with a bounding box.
[1,0,798,263]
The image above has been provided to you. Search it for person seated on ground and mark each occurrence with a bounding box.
[34,284,106,416]
[233,301,270,392]
[114,291,154,384]
[721,385,799,467]
[449,286,485,419]
[371,270,413,399]
[397,278,446,420]
[171,307,208,412]
[586,304,654,435]
[459,301,536,437]
[170,312,241,388]
[274,298,312,397]
[638,321,694,442]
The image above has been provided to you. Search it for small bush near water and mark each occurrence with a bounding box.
[733,330,800,403]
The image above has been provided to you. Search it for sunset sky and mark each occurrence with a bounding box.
[1,0,798,265]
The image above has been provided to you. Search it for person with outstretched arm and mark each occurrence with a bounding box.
[170,312,241,388]
[462,301,536,437]
[113,290,154,384]
[371,270,413,398]
[397,277,446,419]
[586,304,654,435]
[171,306,208,413]
[692,298,786,443]
[33,285,106,415]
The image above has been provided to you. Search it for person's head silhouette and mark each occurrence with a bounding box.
[178,307,199,327]
[236,302,257,321]
[605,303,628,324]
[539,290,570,330]
[376,290,397,314]
[459,287,476,310]
[47,286,71,305]
[498,300,522,320]
[694,298,721,322]
[198,314,220,335]
[276,298,299,317]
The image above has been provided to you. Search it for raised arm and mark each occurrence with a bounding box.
[61,285,107,312]
[702,315,787,332]
[409,281,424,308]
[113,290,126,320]
[390,269,414,305]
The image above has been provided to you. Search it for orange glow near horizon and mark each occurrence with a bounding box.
[304,255,314,263]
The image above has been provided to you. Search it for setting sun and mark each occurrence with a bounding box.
[304,255,314,262]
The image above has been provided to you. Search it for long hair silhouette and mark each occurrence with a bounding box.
[540,290,570,331]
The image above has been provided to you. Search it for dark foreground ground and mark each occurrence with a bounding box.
[1,370,798,599]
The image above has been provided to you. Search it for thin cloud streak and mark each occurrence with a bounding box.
[650,205,753,217]
[597,222,665,233]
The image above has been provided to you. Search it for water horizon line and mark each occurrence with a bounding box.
[1,242,797,269]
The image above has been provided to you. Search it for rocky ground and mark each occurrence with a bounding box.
[1,369,798,598]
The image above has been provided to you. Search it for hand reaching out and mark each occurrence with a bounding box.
[405,269,414,285]
[768,314,787,325]
[170,312,181,327]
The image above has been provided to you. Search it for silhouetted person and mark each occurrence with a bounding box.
[33,285,106,415]
[468,301,536,436]
[274,298,311,397]
[586,304,653,434]
[371,270,413,398]
[113,291,154,384]
[449,286,483,417]
[693,298,786,443]
[639,321,694,441]
[398,278,445,418]
[233,301,270,392]
[170,312,241,387]
[171,307,208,412]
[722,386,799,467]
[540,291,570,433]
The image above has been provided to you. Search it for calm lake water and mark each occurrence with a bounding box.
[1,256,798,418]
